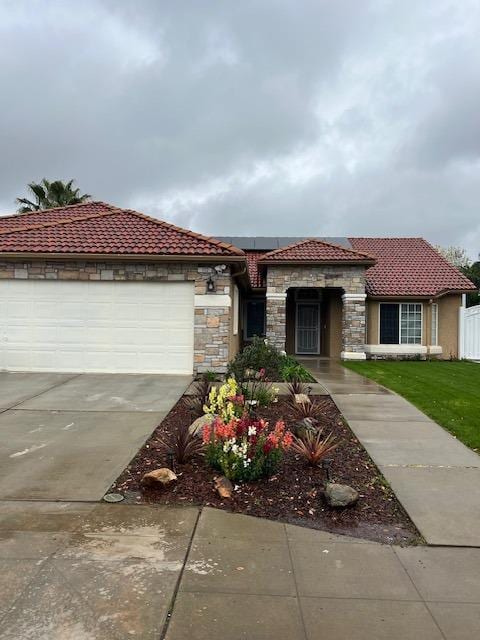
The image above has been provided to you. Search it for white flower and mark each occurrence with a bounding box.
[248,426,257,436]
[280,350,287,356]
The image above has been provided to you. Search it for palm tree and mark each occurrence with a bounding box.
[16,179,91,213]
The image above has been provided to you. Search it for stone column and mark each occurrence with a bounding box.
[193,266,233,373]
[266,292,287,351]
[341,293,367,360]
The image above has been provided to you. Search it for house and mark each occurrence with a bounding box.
[0,201,476,374]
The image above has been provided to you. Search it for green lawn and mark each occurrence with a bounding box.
[343,360,480,451]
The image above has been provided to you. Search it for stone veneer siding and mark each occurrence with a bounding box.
[0,259,234,373]
[265,265,367,357]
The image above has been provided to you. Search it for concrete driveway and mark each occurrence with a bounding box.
[0,372,191,501]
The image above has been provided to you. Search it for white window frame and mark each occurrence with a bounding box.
[379,302,423,345]
[431,303,438,346]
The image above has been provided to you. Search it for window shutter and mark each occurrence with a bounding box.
[380,304,399,344]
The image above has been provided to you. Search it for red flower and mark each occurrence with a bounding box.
[214,418,236,440]
[282,430,293,449]
[263,440,274,454]
[266,432,279,449]
[202,424,212,443]
[256,419,267,433]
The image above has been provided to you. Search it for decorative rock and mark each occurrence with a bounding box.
[214,475,233,499]
[189,413,217,437]
[295,393,311,404]
[294,417,317,439]
[141,468,177,487]
[324,482,359,508]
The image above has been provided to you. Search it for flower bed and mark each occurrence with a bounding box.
[111,391,420,545]
[204,415,292,482]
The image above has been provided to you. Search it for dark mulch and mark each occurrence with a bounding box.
[111,396,421,545]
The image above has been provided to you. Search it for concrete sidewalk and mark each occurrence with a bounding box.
[301,358,480,547]
[167,508,480,640]
[1,503,479,639]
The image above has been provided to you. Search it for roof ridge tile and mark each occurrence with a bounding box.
[0,200,111,221]
[0,209,119,237]
[113,207,245,256]
[259,237,375,262]
[0,202,246,258]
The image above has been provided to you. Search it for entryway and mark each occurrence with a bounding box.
[285,288,343,358]
[296,301,320,354]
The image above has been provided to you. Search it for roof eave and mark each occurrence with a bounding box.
[433,287,477,298]
[367,288,476,299]
[259,259,376,266]
[0,251,247,263]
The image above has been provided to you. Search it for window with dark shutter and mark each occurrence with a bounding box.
[380,303,399,344]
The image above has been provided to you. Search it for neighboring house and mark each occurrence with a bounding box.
[0,202,476,374]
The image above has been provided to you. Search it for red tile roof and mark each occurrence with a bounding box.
[0,202,244,257]
[246,250,267,287]
[0,206,474,297]
[0,201,113,231]
[349,237,476,296]
[258,238,376,264]
[244,238,476,296]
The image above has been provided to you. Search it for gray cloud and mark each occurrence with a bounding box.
[0,0,479,257]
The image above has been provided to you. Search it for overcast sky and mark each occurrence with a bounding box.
[1,1,479,256]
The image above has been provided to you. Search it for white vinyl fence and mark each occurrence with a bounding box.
[459,304,480,361]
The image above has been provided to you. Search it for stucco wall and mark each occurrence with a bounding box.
[366,300,379,345]
[365,295,461,358]
[229,283,242,360]
[438,294,462,359]
[328,294,343,358]
[0,258,236,373]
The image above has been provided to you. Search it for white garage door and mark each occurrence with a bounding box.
[0,280,194,374]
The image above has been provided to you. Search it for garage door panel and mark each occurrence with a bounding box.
[0,281,194,374]
[5,302,33,319]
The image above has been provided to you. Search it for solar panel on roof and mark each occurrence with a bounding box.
[253,237,279,250]
[215,236,252,249]
[214,236,352,250]
[238,237,256,249]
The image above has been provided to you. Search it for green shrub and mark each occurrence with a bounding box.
[228,337,315,382]
[240,377,279,408]
[202,370,219,382]
[279,356,314,382]
[251,383,278,407]
[228,337,284,381]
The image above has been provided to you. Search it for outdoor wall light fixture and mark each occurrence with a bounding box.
[206,276,216,292]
